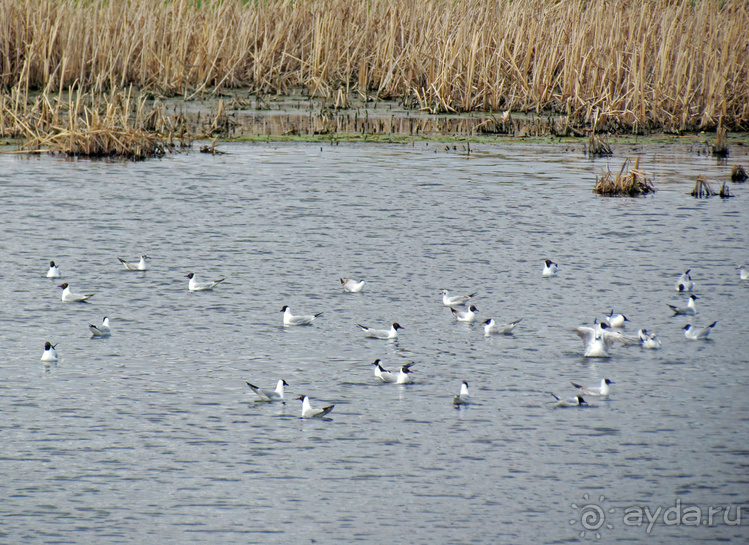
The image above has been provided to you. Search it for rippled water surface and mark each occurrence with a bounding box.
[1,141,748,544]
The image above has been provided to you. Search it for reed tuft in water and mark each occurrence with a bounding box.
[731,165,747,182]
[594,157,655,197]
[691,175,716,198]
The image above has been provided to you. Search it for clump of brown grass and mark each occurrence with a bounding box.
[587,133,613,156]
[712,126,729,158]
[691,175,716,198]
[731,164,747,182]
[594,157,655,196]
[719,182,733,198]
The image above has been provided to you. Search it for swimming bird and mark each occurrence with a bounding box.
[371,359,394,382]
[41,341,58,362]
[737,265,748,280]
[604,309,629,328]
[440,289,477,307]
[340,278,365,293]
[297,395,334,418]
[638,329,662,349]
[89,317,111,337]
[575,323,614,357]
[542,259,558,277]
[549,393,587,407]
[118,254,150,271]
[357,322,402,339]
[571,378,612,398]
[451,305,479,322]
[281,305,323,326]
[246,379,288,402]
[453,381,470,405]
[46,261,61,278]
[667,294,698,316]
[683,321,717,340]
[483,317,522,335]
[396,363,415,384]
[676,269,694,292]
[58,283,94,302]
[185,272,224,292]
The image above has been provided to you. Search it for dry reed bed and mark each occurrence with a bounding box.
[1,0,748,133]
[595,157,655,197]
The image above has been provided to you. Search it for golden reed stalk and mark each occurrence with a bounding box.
[1,0,747,135]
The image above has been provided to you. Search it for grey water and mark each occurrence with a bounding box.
[1,141,748,544]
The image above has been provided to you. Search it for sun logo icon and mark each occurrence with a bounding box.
[570,494,616,539]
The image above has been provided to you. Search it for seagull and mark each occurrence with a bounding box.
[396,364,415,384]
[297,395,334,418]
[357,322,402,339]
[41,341,58,362]
[676,269,694,292]
[549,393,587,407]
[483,318,522,335]
[683,321,717,340]
[575,323,614,357]
[668,294,698,316]
[451,305,479,322]
[542,259,558,277]
[452,381,470,405]
[440,289,477,307]
[340,278,365,293]
[89,317,111,337]
[739,265,749,281]
[58,283,94,302]
[246,379,288,402]
[571,378,612,398]
[46,261,61,278]
[185,272,224,291]
[118,254,150,271]
[281,305,323,326]
[371,359,395,382]
[604,310,629,328]
[638,329,662,349]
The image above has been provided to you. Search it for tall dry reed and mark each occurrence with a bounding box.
[1,0,747,131]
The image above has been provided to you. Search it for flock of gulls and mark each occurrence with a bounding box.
[40,257,746,416]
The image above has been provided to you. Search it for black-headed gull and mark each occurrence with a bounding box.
[46,261,61,278]
[571,378,612,398]
[440,289,477,307]
[118,254,150,271]
[483,318,522,335]
[246,379,288,402]
[549,393,588,407]
[575,323,614,357]
[638,329,662,349]
[357,322,402,339]
[683,321,717,340]
[281,306,323,326]
[739,265,749,280]
[396,363,415,384]
[604,309,629,328]
[89,317,111,337]
[668,294,697,316]
[185,272,225,291]
[340,278,365,293]
[41,341,58,362]
[58,283,94,302]
[452,381,470,405]
[676,269,694,292]
[542,259,558,277]
[297,395,334,418]
[451,305,478,322]
[371,359,394,382]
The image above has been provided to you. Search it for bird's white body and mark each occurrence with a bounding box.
[185,272,224,291]
[247,379,287,402]
[483,318,522,335]
[441,289,476,307]
[119,255,150,271]
[550,393,587,407]
[739,266,749,280]
[281,306,322,326]
[298,396,334,418]
[46,261,61,278]
[396,365,415,384]
[542,259,558,277]
[676,270,694,292]
[571,378,612,398]
[451,305,478,322]
[575,324,613,357]
[684,321,717,340]
[58,283,94,302]
[371,360,396,382]
[668,295,697,316]
[453,382,470,405]
[638,329,662,349]
[89,317,111,337]
[341,278,365,293]
[605,310,629,328]
[41,342,58,362]
[357,322,402,339]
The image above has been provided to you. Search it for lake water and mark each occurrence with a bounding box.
[1,141,748,544]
